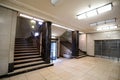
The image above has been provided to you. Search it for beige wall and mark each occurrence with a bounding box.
[79,34,86,52]
[87,30,120,56]
[0,7,17,75]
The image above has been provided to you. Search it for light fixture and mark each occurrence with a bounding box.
[34,32,39,36]
[33,18,43,22]
[77,3,112,20]
[97,25,117,31]
[20,13,44,23]
[97,3,112,14]
[51,0,59,5]
[20,14,33,19]
[30,20,36,24]
[51,36,56,38]
[79,31,84,33]
[32,25,35,29]
[86,10,97,17]
[38,22,43,25]
[52,23,74,31]
[77,14,86,20]
[90,18,116,27]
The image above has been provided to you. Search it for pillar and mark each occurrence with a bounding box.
[41,21,52,63]
[72,31,79,57]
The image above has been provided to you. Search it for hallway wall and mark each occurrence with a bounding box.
[87,30,120,56]
[79,34,87,52]
[0,6,17,75]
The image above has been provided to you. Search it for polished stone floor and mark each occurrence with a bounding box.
[0,57,120,80]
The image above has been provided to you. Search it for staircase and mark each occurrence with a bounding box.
[76,50,87,59]
[9,38,53,76]
[60,41,72,51]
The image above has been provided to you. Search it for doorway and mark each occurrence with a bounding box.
[51,41,58,60]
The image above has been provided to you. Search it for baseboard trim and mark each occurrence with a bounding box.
[79,49,87,54]
[87,55,95,57]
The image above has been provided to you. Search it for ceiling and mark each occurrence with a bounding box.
[0,0,120,33]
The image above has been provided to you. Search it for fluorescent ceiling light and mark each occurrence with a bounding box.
[77,3,112,20]
[52,23,74,31]
[77,14,86,20]
[90,18,116,27]
[102,26,109,30]
[38,22,43,25]
[97,28,102,31]
[97,25,117,31]
[20,14,44,24]
[33,18,43,22]
[79,31,84,33]
[97,3,112,14]
[20,14,33,19]
[109,26,117,29]
[87,10,97,17]
[51,36,56,38]
[106,18,115,24]
[97,21,105,25]
[90,23,97,27]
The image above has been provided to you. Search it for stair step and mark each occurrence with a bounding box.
[14,58,42,65]
[14,55,41,60]
[15,44,34,46]
[15,50,39,53]
[15,41,32,43]
[14,53,40,57]
[76,54,87,59]
[14,61,45,70]
[8,63,53,76]
[15,48,37,50]
[15,46,37,48]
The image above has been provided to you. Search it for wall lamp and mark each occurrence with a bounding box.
[77,3,112,19]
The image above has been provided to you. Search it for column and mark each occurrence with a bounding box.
[72,31,79,57]
[41,21,52,63]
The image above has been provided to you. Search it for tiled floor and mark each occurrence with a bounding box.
[1,57,120,80]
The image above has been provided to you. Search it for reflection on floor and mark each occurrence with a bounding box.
[1,57,120,80]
